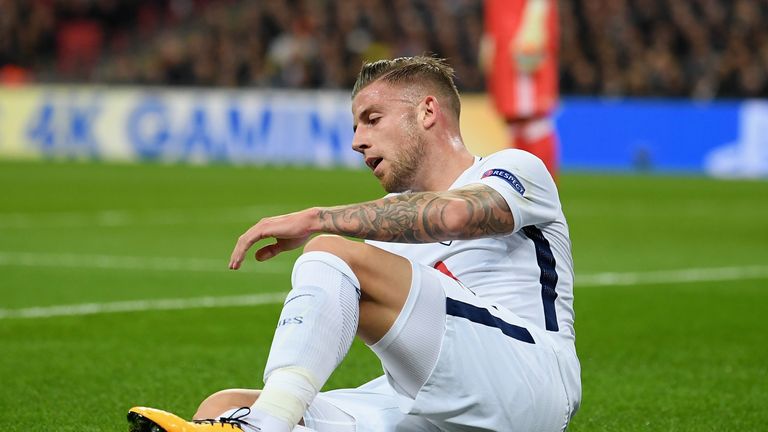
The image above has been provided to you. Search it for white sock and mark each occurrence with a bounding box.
[251,251,360,427]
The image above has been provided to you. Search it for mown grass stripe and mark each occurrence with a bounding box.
[1,263,766,320]
[2,251,766,285]
[0,251,289,273]
[0,205,287,229]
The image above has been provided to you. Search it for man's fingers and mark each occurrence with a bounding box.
[255,243,281,262]
[229,252,245,270]
[228,216,311,268]
[229,229,262,269]
[229,245,246,269]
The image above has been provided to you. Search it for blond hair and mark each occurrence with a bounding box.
[352,56,461,119]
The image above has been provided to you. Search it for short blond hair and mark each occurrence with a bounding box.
[352,56,461,119]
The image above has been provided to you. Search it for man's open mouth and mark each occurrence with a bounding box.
[366,157,383,170]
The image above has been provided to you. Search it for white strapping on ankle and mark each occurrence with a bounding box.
[253,366,320,427]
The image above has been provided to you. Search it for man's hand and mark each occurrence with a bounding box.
[229,208,320,269]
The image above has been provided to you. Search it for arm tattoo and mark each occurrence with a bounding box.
[317,184,515,243]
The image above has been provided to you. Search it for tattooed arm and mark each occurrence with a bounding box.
[229,184,514,268]
[317,183,514,243]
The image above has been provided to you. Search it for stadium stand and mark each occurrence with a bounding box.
[1,0,767,97]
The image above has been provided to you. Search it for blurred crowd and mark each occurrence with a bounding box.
[2,0,768,99]
[561,0,768,98]
[0,0,486,90]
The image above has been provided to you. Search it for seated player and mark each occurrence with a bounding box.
[128,56,581,432]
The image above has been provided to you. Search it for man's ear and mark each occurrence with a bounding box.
[419,95,439,129]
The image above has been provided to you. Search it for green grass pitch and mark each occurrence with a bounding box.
[1,160,766,431]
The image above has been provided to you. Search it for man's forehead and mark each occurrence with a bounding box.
[352,81,419,115]
[352,81,393,110]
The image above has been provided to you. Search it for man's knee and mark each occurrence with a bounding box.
[301,236,413,343]
[294,236,361,289]
[303,235,355,260]
[302,235,411,297]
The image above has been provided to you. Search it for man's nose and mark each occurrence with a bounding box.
[352,132,370,154]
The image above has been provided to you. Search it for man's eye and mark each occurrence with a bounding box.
[369,116,380,125]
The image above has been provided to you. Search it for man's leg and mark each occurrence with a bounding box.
[223,235,431,430]
[194,388,360,432]
[302,235,444,400]
[192,235,574,432]
[303,235,413,344]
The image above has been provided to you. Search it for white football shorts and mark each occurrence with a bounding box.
[303,263,580,432]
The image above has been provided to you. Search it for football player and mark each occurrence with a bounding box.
[129,56,580,432]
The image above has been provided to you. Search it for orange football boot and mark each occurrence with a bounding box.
[127,406,254,431]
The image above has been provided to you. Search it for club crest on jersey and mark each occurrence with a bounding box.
[482,169,525,195]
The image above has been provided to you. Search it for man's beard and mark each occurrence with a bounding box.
[381,119,427,193]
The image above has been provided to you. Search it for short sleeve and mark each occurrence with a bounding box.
[468,149,561,232]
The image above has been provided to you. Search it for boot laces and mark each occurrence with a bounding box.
[193,407,259,430]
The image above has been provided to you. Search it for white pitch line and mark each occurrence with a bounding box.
[0,292,288,320]
[577,265,768,287]
[1,262,767,320]
[0,251,290,274]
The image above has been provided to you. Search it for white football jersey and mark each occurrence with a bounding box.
[366,149,575,343]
